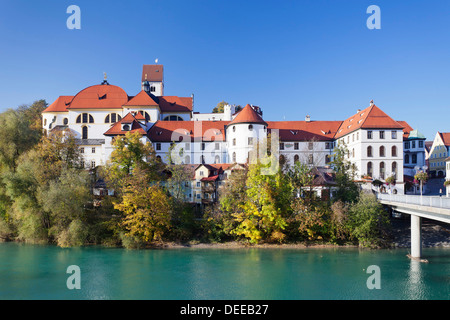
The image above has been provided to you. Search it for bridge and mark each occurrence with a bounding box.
[376,193,450,260]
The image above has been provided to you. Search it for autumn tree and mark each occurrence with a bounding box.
[231,157,292,244]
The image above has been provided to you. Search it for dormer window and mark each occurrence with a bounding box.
[122,124,130,131]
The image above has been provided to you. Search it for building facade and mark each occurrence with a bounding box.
[43,64,421,195]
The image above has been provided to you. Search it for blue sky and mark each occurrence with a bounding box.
[1,0,449,140]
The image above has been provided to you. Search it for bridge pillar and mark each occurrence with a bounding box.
[410,214,422,258]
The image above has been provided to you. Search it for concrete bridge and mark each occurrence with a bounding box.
[377,193,450,260]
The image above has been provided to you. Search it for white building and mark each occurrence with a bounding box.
[43,64,420,195]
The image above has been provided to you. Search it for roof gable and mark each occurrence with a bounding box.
[335,104,404,139]
[43,96,73,113]
[227,104,267,127]
[104,112,146,136]
[123,90,159,107]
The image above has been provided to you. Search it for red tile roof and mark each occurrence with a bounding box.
[227,104,268,127]
[123,90,158,106]
[267,120,342,141]
[104,112,146,136]
[397,120,414,140]
[68,84,129,110]
[439,132,450,146]
[335,104,404,139]
[159,96,193,113]
[142,65,163,82]
[43,96,74,113]
[147,121,229,142]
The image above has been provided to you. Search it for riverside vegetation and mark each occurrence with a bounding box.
[0,100,392,249]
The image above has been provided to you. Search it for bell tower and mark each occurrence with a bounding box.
[141,61,164,96]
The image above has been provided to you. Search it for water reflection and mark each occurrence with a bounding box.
[406,260,426,300]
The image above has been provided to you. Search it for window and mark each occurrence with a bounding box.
[233,138,236,146]
[419,141,424,148]
[325,155,331,164]
[392,146,397,157]
[325,142,333,149]
[392,162,397,179]
[248,124,253,131]
[380,146,385,157]
[232,152,236,162]
[232,126,236,132]
[215,155,220,163]
[367,162,373,177]
[63,118,68,125]
[352,148,355,157]
[367,131,373,139]
[44,119,47,126]
[280,143,284,150]
[77,113,94,124]
[150,86,156,92]
[200,170,204,177]
[196,182,201,187]
[80,160,84,169]
[105,113,122,124]
[92,147,96,154]
[356,132,359,140]
[308,154,314,165]
[380,162,385,179]
[294,155,299,163]
[201,143,205,151]
[163,115,183,121]
[412,141,416,149]
[367,146,373,157]
[91,160,96,169]
[137,111,150,122]
[308,142,313,150]
[196,194,201,199]
[294,142,299,150]
[405,154,410,164]
[391,131,397,139]
[412,154,417,164]
[380,131,385,139]
[185,156,190,164]
[122,124,130,131]
[404,141,410,149]
[185,142,190,151]
[200,155,205,164]
[82,126,88,140]
[80,147,84,154]
[215,142,220,150]
[156,143,161,150]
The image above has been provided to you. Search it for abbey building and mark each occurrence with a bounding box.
[42,64,425,194]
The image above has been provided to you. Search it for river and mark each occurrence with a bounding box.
[0,242,448,300]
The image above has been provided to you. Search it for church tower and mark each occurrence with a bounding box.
[142,63,164,96]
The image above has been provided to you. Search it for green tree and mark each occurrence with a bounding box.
[331,143,359,203]
[348,192,391,248]
[231,158,292,244]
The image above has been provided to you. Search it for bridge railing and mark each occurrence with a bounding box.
[376,193,450,209]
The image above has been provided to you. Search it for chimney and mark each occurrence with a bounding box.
[369,99,374,107]
[356,109,361,113]
[305,115,311,122]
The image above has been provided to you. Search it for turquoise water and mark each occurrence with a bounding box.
[0,242,449,300]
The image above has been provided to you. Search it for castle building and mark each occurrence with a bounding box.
[43,64,420,194]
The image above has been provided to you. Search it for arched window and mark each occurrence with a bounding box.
[200,155,205,164]
[138,111,151,122]
[392,146,397,157]
[215,155,220,164]
[392,162,397,179]
[105,113,122,124]
[77,113,94,124]
[82,126,88,140]
[184,155,190,164]
[380,162,385,179]
[163,115,183,121]
[279,154,286,165]
[352,148,355,158]
[294,154,299,163]
[232,152,236,163]
[380,146,385,157]
[156,155,162,162]
[367,146,373,157]
[232,126,236,132]
[367,162,373,177]
[248,124,253,131]
[63,118,68,125]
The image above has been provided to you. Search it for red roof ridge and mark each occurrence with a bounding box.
[227,104,267,127]
[123,90,159,106]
